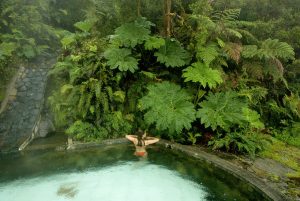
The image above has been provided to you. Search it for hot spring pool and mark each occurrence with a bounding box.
[0,144,268,201]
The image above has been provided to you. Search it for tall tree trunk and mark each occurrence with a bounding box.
[137,0,141,17]
[164,0,172,37]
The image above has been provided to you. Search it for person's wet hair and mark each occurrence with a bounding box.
[136,130,145,146]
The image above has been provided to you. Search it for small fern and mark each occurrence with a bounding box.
[182,62,223,88]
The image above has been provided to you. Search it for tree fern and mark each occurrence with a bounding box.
[223,42,242,63]
[260,39,295,60]
[154,39,190,68]
[242,62,264,79]
[196,43,219,66]
[104,47,139,72]
[182,62,223,88]
[212,9,241,23]
[139,82,196,135]
[242,39,295,60]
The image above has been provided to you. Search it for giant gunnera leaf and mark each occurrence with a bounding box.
[182,62,223,88]
[197,91,264,131]
[144,36,165,50]
[139,81,196,135]
[154,39,190,67]
[113,19,151,48]
[104,47,138,73]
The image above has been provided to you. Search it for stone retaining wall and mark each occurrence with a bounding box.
[0,58,55,153]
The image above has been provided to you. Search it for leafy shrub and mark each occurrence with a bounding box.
[209,131,270,157]
[197,91,264,131]
[273,122,300,148]
[97,111,133,139]
[139,81,196,135]
[66,120,101,142]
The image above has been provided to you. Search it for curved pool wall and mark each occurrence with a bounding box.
[0,138,289,201]
[66,138,289,201]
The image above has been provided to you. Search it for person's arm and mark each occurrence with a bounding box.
[145,137,159,146]
[125,135,137,143]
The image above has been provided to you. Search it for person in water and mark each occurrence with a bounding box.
[125,130,159,157]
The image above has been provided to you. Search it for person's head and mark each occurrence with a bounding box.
[137,129,146,146]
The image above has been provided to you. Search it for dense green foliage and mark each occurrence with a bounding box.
[1,0,300,160]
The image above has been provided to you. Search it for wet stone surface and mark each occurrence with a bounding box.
[0,59,55,153]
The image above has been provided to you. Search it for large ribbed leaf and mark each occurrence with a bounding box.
[197,91,264,131]
[182,62,223,88]
[104,47,138,73]
[139,82,196,134]
[113,20,151,48]
[144,36,165,50]
[154,39,190,67]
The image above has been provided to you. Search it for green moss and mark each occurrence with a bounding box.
[260,138,300,171]
[0,88,4,102]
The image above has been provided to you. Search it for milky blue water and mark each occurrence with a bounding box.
[0,144,267,201]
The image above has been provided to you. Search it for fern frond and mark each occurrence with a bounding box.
[48,61,74,76]
[224,42,242,63]
[182,62,223,88]
[212,9,241,23]
[239,86,268,104]
[242,62,264,79]
[196,43,219,66]
[226,28,242,39]
[242,45,258,58]
[260,39,295,60]
[242,39,294,61]
[104,47,139,72]
[283,94,300,118]
[154,39,190,67]
[242,108,264,129]
[265,58,284,82]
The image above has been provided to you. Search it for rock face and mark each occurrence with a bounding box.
[0,58,55,153]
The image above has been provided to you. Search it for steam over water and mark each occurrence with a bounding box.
[0,161,207,201]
